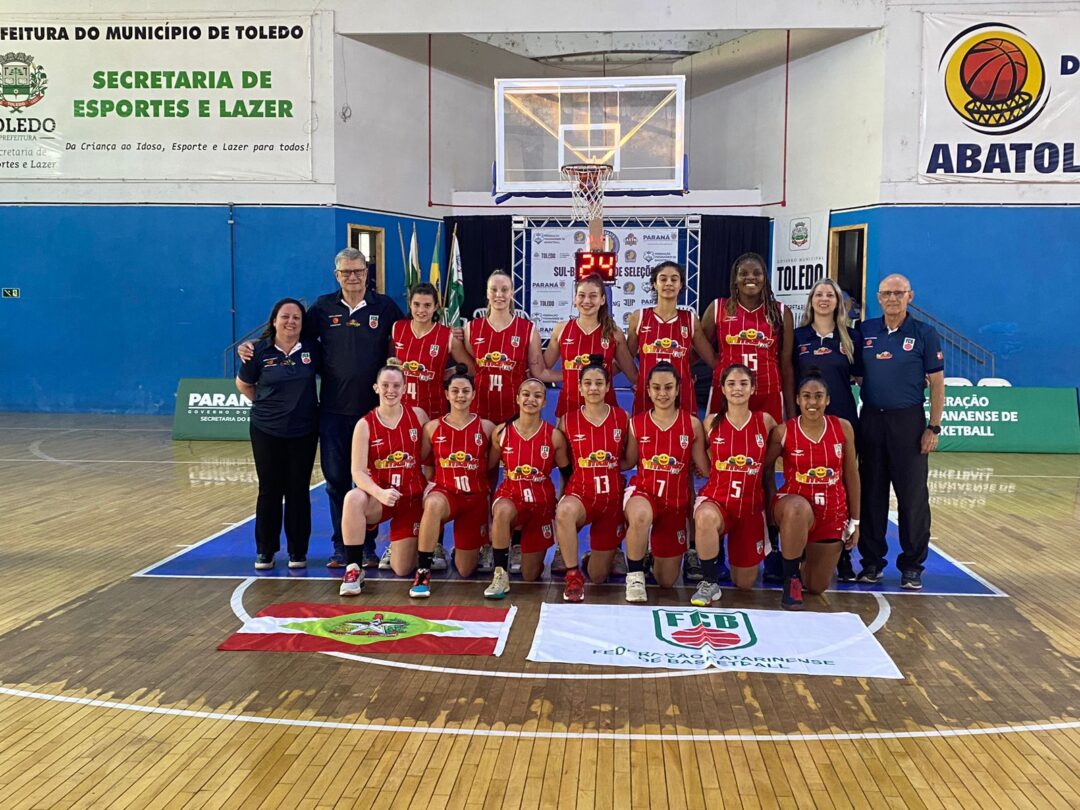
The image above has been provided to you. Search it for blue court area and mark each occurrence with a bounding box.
[138,480,1002,597]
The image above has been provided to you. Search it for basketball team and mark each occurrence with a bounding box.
[236,249,945,610]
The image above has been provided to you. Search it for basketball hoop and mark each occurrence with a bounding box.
[560,163,613,225]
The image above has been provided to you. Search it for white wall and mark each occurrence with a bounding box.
[880,0,1080,204]
[687,30,886,215]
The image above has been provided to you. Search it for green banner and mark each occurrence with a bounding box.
[854,385,1080,453]
[173,378,252,441]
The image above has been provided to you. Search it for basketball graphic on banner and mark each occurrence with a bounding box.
[960,39,1027,103]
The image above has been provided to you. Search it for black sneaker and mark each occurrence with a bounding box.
[254,553,274,570]
[682,549,703,582]
[762,550,784,583]
[900,570,923,590]
[716,557,732,583]
[781,576,804,611]
[836,551,856,582]
[288,555,307,569]
[857,565,884,584]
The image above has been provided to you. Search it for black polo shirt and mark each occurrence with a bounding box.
[306,290,404,415]
[238,339,321,437]
[793,323,863,424]
[859,314,944,410]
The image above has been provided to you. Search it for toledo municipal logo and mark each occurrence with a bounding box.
[0,52,48,112]
[940,24,1047,134]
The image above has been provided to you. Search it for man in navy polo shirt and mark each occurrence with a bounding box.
[240,248,404,567]
[857,274,945,590]
[310,248,404,566]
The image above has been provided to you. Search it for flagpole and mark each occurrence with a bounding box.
[446,223,457,305]
[397,223,407,289]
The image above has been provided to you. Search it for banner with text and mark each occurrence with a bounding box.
[528,226,680,339]
[920,14,1080,182]
[771,212,829,323]
[0,17,312,180]
[528,603,901,677]
[173,378,252,440]
[927,386,1080,453]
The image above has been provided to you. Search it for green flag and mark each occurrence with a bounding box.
[444,228,465,327]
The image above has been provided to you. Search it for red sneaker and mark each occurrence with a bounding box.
[781,576,804,611]
[563,567,586,602]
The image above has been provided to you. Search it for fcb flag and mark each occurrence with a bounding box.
[220,603,516,656]
[443,227,465,327]
[406,224,422,294]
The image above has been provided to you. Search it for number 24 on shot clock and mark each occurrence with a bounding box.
[575,250,617,283]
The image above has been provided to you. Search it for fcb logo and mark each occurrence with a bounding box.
[755,433,765,448]
[540,445,550,459]
[613,429,622,441]
[301,352,311,364]
[653,609,757,651]
[369,315,380,329]
[430,344,440,357]
[903,337,916,352]
[474,432,484,446]
[409,428,418,441]
[679,434,689,449]
[939,23,1048,134]
[510,336,521,348]
[834,442,843,458]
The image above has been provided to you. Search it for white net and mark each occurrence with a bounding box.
[560,163,613,223]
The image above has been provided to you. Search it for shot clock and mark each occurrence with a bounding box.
[574,249,617,284]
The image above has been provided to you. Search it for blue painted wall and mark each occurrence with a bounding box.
[0,204,439,414]
[830,206,1080,389]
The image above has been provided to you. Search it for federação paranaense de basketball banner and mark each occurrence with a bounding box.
[920,14,1080,182]
[0,18,312,180]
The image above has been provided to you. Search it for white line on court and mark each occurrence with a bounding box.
[227,578,894,681]
[1,685,1075,743]
[930,543,1008,597]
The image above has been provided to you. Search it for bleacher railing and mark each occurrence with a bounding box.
[909,303,995,382]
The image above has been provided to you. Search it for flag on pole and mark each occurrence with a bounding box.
[428,223,443,297]
[444,227,465,327]
[220,603,517,656]
[406,224,422,294]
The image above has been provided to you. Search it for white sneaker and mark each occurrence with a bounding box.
[339,563,365,596]
[477,544,494,572]
[612,549,628,576]
[378,545,392,570]
[432,542,449,571]
[690,581,722,606]
[550,546,567,574]
[509,544,523,574]
[625,571,647,603]
[484,567,511,599]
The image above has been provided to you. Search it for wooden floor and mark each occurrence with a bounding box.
[1,412,1079,809]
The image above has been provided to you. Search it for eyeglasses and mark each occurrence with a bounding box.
[877,290,910,298]
[337,268,367,278]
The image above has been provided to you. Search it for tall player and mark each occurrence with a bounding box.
[340,363,429,594]
[627,261,716,415]
[691,364,776,605]
[410,367,496,598]
[555,358,634,602]
[762,372,861,610]
[485,379,570,598]
[623,362,709,602]
[545,273,638,418]
[702,252,795,423]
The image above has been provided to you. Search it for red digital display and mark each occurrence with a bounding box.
[574,250,618,283]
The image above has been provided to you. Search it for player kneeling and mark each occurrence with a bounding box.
[762,372,860,610]
[410,367,496,598]
[692,364,777,605]
[340,363,429,595]
[485,379,570,598]
[555,358,633,602]
[623,362,709,602]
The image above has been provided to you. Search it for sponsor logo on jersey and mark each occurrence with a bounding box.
[725,328,773,348]
[478,351,516,371]
[330,316,342,326]
[507,463,544,481]
[373,450,415,470]
[301,352,312,364]
[263,358,278,367]
[813,347,832,356]
[434,435,448,443]
[577,449,617,469]
[903,337,915,352]
[641,453,684,473]
[799,344,810,355]
[864,337,875,347]
[876,351,893,360]
[641,337,687,358]
[794,466,839,485]
[402,359,436,381]
[714,455,761,474]
[440,450,478,469]
[347,319,362,328]
[370,438,384,446]
[573,434,588,443]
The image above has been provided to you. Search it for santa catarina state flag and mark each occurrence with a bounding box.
[219,603,516,656]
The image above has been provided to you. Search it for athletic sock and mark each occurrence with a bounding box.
[493,548,510,571]
[564,564,580,572]
[767,524,781,552]
[363,526,378,553]
[700,555,719,583]
[627,556,645,574]
[418,550,433,571]
[511,529,522,546]
[345,544,365,567]
[782,556,801,580]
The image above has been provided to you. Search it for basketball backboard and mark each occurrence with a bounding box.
[495,76,685,194]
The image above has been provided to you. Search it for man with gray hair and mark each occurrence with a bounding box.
[242,248,404,568]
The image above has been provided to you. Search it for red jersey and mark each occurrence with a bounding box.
[564,405,628,502]
[634,307,696,414]
[629,410,695,509]
[431,415,490,497]
[362,406,427,497]
[470,315,533,423]
[699,411,770,517]
[556,319,618,417]
[779,415,848,520]
[495,421,557,506]
[392,320,452,416]
[713,298,783,395]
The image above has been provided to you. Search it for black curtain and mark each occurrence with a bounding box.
[697,214,771,314]
[442,216,513,318]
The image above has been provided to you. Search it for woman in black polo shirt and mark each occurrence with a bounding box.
[791,278,863,581]
[236,298,322,570]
